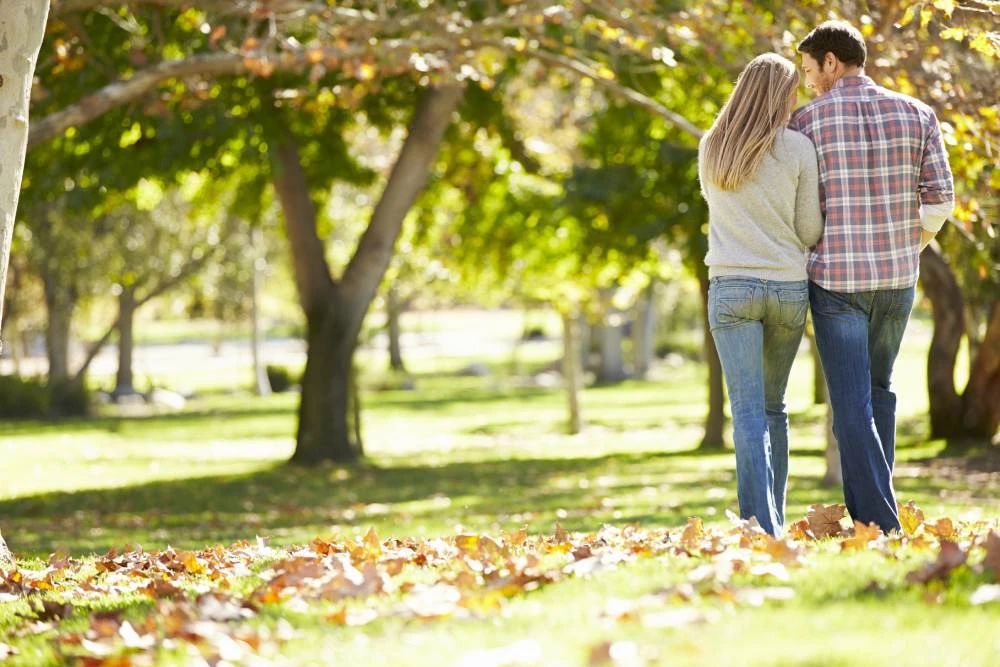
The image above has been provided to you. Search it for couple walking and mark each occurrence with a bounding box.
[698,21,955,536]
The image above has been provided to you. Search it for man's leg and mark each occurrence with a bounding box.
[868,286,916,472]
[809,283,901,533]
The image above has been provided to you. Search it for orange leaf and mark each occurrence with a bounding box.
[925,517,958,540]
[841,521,882,550]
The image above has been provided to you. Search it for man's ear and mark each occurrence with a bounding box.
[823,52,838,72]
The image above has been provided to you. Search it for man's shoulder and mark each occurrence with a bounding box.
[868,84,936,116]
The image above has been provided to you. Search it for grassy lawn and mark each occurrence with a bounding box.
[1,320,998,665]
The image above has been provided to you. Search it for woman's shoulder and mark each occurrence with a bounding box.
[777,128,816,154]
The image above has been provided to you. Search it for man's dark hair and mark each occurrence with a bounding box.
[797,21,867,68]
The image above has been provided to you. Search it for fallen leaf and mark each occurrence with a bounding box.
[898,501,925,535]
[905,540,968,584]
[841,522,882,551]
[807,504,846,538]
[925,517,958,540]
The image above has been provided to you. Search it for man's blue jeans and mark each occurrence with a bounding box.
[708,276,809,536]
[809,282,915,533]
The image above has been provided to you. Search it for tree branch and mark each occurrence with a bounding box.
[522,48,704,139]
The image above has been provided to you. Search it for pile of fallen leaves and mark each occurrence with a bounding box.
[0,502,998,665]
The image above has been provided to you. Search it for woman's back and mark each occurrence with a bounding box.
[699,128,823,281]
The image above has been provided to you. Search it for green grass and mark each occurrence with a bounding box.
[1,323,998,666]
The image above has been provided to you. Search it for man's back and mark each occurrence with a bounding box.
[789,76,953,292]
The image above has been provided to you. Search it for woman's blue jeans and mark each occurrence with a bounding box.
[708,276,809,536]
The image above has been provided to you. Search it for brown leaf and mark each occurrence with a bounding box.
[897,501,925,535]
[841,522,883,551]
[553,523,570,544]
[32,599,73,621]
[209,25,227,45]
[905,540,968,584]
[981,531,1000,580]
[807,503,847,538]
[141,578,183,599]
[506,527,529,547]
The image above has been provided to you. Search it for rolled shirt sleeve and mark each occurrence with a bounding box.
[919,114,955,207]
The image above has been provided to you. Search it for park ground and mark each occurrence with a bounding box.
[1,309,998,666]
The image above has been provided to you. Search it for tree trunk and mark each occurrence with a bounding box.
[962,304,1000,439]
[807,318,828,405]
[698,273,727,449]
[42,273,75,383]
[250,226,271,396]
[822,404,842,486]
[918,246,965,436]
[113,285,138,397]
[0,1,50,336]
[561,310,582,434]
[274,84,464,463]
[386,284,406,372]
[595,287,627,384]
[578,314,591,373]
[632,281,656,379]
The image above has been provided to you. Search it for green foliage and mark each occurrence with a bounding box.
[0,376,50,419]
[265,364,296,393]
[0,375,90,419]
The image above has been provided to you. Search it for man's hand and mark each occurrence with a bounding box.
[920,229,937,251]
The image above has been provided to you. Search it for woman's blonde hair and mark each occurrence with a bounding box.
[701,53,800,190]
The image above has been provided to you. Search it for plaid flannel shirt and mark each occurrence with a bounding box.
[788,76,954,292]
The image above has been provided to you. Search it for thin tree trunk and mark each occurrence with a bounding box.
[578,314,591,373]
[561,310,582,434]
[0,0,50,337]
[250,226,271,396]
[276,84,464,463]
[42,274,75,383]
[632,281,656,379]
[807,318,828,405]
[822,404,842,486]
[699,273,726,449]
[595,287,626,384]
[113,285,138,396]
[386,284,406,372]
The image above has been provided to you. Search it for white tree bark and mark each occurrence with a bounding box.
[0,0,50,338]
[0,0,49,566]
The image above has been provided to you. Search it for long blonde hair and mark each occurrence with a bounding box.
[701,53,800,191]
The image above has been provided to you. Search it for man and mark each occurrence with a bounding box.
[789,21,954,532]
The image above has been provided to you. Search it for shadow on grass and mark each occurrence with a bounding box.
[5,440,995,560]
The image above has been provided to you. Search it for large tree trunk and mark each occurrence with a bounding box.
[113,285,138,397]
[0,1,52,564]
[386,284,406,372]
[963,304,1000,438]
[595,287,627,384]
[918,246,965,435]
[250,226,271,396]
[632,281,656,379]
[274,84,464,463]
[918,246,998,440]
[0,1,50,337]
[42,273,75,383]
[561,310,582,434]
[698,274,727,449]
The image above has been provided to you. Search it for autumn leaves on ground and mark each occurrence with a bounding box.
[2,369,1000,665]
[2,504,1000,666]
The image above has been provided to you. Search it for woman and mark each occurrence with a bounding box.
[698,53,823,536]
